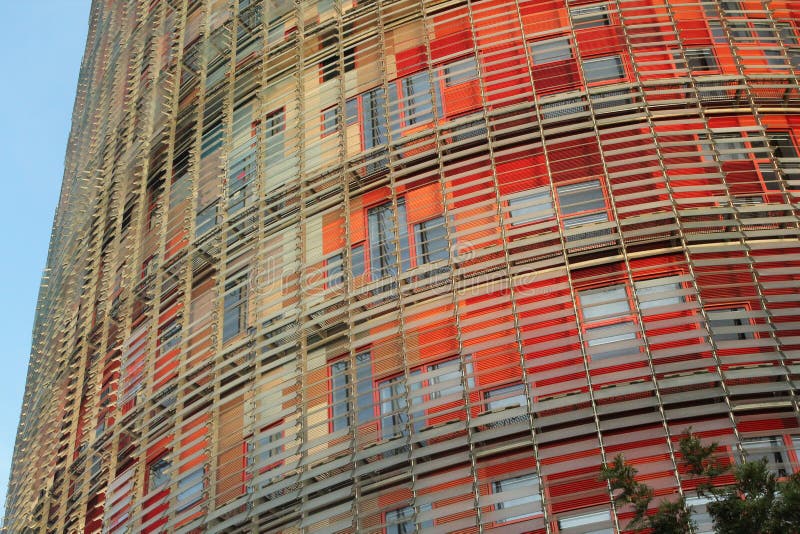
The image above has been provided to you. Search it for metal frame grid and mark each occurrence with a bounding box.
[5,0,800,532]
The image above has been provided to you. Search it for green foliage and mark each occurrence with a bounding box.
[600,453,693,534]
[709,461,800,534]
[599,429,800,534]
[650,496,695,534]
[600,454,654,532]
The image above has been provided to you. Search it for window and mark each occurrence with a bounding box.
[483,384,528,427]
[195,201,218,236]
[320,40,355,82]
[414,216,449,266]
[200,122,223,159]
[707,307,752,341]
[176,468,204,511]
[571,3,610,29]
[507,188,554,226]
[351,87,388,150]
[556,179,609,229]
[428,359,468,399]
[759,164,782,191]
[265,107,285,168]
[579,284,637,360]
[558,510,613,533]
[389,71,442,131]
[719,0,742,12]
[578,276,683,359]
[359,198,449,283]
[159,321,182,353]
[686,495,714,534]
[141,255,158,280]
[254,422,283,471]
[766,131,800,188]
[149,457,171,490]
[321,106,339,136]
[330,352,373,431]
[485,384,526,411]
[378,358,473,439]
[635,276,683,310]
[742,436,791,477]
[680,48,719,72]
[327,253,344,287]
[530,37,572,64]
[228,121,258,214]
[385,505,433,533]
[352,244,365,277]
[223,273,248,342]
[368,200,410,280]
[712,132,748,160]
[583,55,624,83]
[379,374,413,440]
[444,56,479,86]
[493,473,542,523]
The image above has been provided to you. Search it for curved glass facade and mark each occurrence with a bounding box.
[6,0,800,532]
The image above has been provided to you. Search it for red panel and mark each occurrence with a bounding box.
[442,80,482,117]
[431,31,474,62]
[407,182,443,223]
[146,434,173,463]
[396,45,427,77]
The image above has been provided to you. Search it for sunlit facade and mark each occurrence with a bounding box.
[5,0,800,532]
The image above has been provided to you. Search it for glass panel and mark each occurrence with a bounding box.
[558,180,606,216]
[386,505,433,533]
[530,37,572,64]
[346,97,358,125]
[328,253,343,286]
[404,72,436,125]
[379,376,408,440]
[363,87,387,149]
[684,48,718,71]
[485,384,526,411]
[176,468,204,511]
[712,132,748,160]
[149,458,171,490]
[635,276,683,309]
[414,216,449,265]
[356,352,373,424]
[768,131,799,159]
[508,188,554,225]
[428,359,464,399]
[742,436,789,477]
[265,108,285,167]
[368,200,410,279]
[321,106,338,135]
[444,56,478,86]
[586,325,637,359]
[707,308,751,341]
[571,4,609,29]
[257,427,282,466]
[352,244,365,277]
[584,55,624,83]
[558,510,612,529]
[223,277,247,342]
[331,361,350,431]
[579,285,629,320]
[493,473,542,523]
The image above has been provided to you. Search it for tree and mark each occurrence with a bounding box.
[600,430,800,534]
[600,453,694,534]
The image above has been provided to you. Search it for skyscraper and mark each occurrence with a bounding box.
[5,0,800,532]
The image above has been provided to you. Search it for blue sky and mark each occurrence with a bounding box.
[0,0,91,520]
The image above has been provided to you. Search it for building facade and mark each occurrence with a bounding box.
[6,0,800,532]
